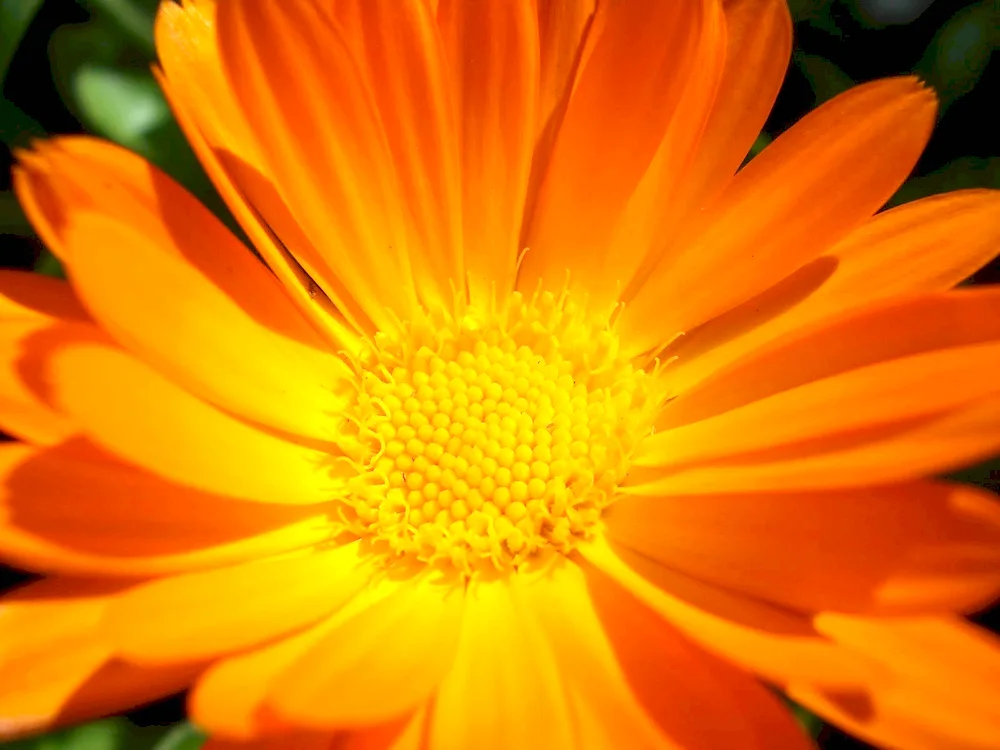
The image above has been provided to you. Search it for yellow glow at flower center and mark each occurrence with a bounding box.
[342,290,657,574]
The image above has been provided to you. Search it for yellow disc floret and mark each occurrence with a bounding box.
[340,289,658,574]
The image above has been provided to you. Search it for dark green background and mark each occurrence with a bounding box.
[0,0,998,747]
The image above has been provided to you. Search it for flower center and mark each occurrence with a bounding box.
[341,290,657,574]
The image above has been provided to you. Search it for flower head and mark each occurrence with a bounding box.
[2,0,1000,748]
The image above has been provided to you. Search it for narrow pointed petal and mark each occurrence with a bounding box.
[429,577,575,750]
[640,289,1000,467]
[535,0,595,144]
[605,481,1000,614]
[271,575,464,729]
[577,535,881,685]
[622,77,937,354]
[105,542,372,664]
[38,324,350,504]
[334,0,464,308]
[0,443,337,578]
[438,0,539,305]
[216,0,419,331]
[682,0,794,210]
[663,189,1000,396]
[629,395,1000,495]
[599,1,727,306]
[520,0,710,297]
[154,0,363,353]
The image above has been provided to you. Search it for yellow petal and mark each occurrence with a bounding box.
[42,325,351,504]
[271,574,464,729]
[105,541,372,664]
[429,576,575,750]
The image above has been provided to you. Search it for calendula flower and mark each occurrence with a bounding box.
[3,0,1000,748]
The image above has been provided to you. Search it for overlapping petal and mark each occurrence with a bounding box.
[0,443,338,578]
[522,558,815,749]
[790,616,1000,749]
[105,542,372,664]
[577,535,881,685]
[216,0,420,331]
[520,0,713,299]
[0,579,200,740]
[30,323,351,504]
[15,137,353,441]
[605,481,1000,615]
[622,77,937,354]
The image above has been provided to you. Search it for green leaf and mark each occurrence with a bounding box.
[48,18,235,228]
[151,724,205,750]
[79,0,157,61]
[0,718,168,750]
[71,64,171,152]
[947,456,1000,489]
[795,52,855,105]
[0,95,46,147]
[34,250,66,278]
[0,0,44,85]
[0,190,32,236]
[917,1,999,115]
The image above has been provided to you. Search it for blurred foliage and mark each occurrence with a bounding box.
[0,720,204,750]
[0,0,997,748]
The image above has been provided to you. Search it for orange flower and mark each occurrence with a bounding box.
[2,0,1000,748]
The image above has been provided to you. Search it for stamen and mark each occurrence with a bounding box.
[340,290,659,574]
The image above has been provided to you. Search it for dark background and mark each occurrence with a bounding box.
[0,0,998,747]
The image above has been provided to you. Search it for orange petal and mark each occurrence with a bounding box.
[202,735,333,750]
[598,0,727,307]
[333,0,464,309]
[640,288,1000,465]
[790,616,1000,749]
[438,0,539,305]
[605,481,1000,614]
[154,1,363,354]
[0,579,199,740]
[0,270,88,321]
[37,323,350,504]
[271,574,463,730]
[0,319,80,446]
[429,576,575,750]
[622,77,937,354]
[520,0,710,298]
[629,394,1000,495]
[682,0,793,213]
[216,0,419,331]
[576,535,881,685]
[662,189,1000,396]
[105,541,372,664]
[16,138,351,441]
[0,442,337,578]
[580,557,815,750]
[338,708,427,750]
[642,342,1000,469]
[192,581,398,740]
[535,0,595,146]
